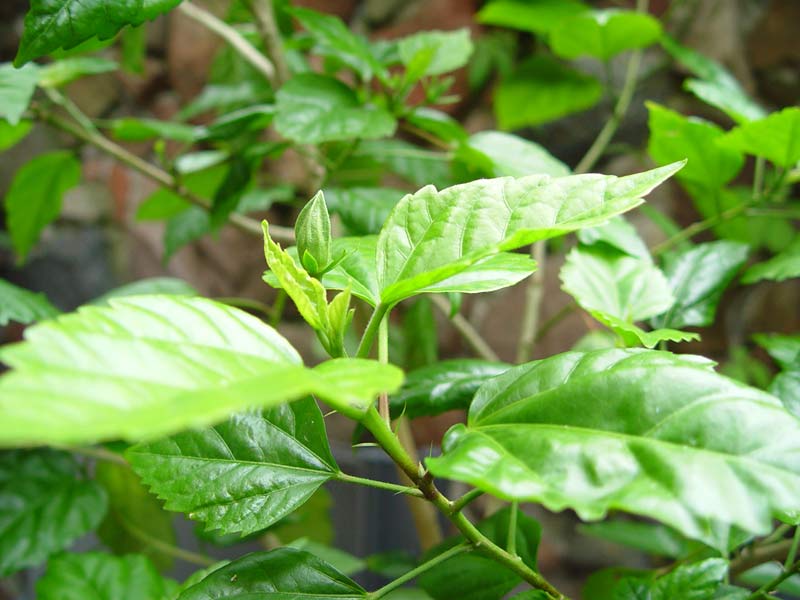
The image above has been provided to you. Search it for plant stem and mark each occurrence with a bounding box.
[730,539,795,576]
[368,544,470,599]
[44,87,98,133]
[378,315,390,423]
[69,446,129,467]
[753,156,766,200]
[430,295,500,362]
[507,501,519,555]
[515,241,546,364]
[747,558,800,599]
[451,489,484,513]
[357,304,390,359]
[786,527,800,570]
[242,0,290,86]
[650,202,749,256]
[178,2,277,86]
[336,472,425,498]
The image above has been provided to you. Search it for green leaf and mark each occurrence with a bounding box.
[0,63,40,125]
[771,370,800,419]
[325,187,404,235]
[356,139,454,188]
[561,245,675,322]
[120,24,146,74]
[137,164,227,222]
[651,558,729,599]
[593,313,700,349]
[401,298,438,370]
[288,539,365,577]
[390,359,510,420]
[739,561,800,596]
[477,0,589,35]
[15,0,183,66]
[289,7,386,82]
[296,191,332,274]
[723,107,800,168]
[95,460,176,571]
[753,333,800,371]
[398,29,473,78]
[661,36,765,124]
[647,102,744,189]
[495,56,602,129]
[377,163,682,305]
[461,131,571,178]
[742,237,800,284]
[110,117,199,143]
[38,56,117,87]
[427,349,800,549]
[268,488,333,545]
[579,520,692,558]
[577,216,650,260]
[176,548,366,600]
[0,295,402,446]
[406,107,468,144]
[0,449,107,576]
[0,119,32,151]
[209,156,252,229]
[550,9,662,61]
[128,397,338,537]
[36,552,177,600]
[0,278,60,325]
[653,240,750,329]
[275,74,396,144]
[418,506,540,600]
[91,278,198,305]
[4,150,81,262]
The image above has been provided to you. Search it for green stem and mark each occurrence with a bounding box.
[430,295,499,362]
[650,202,749,256]
[747,559,800,599]
[357,304,390,359]
[122,516,216,567]
[753,156,766,200]
[785,527,800,570]
[367,544,470,599]
[44,87,98,133]
[378,314,390,423]
[451,489,484,513]
[515,241,546,364]
[336,472,425,498]
[507,501,519,555]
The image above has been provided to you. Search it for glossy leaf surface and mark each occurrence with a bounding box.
[177,548,366,600]
[0,278,60,325]
[0,296,402,445]
[724,107,800,168]
[427,349,800,549]
[0,450,107,575]
[550,9,662,61]
[0,63,40,124]
[128,398,339,536]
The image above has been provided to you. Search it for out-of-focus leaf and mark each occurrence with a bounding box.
[38,56,117,87]
[0,278,60,325]
[723,107,800,168]
[325,187,404,235]
[0,62,40,125]
[579,520,692,558]
[288,538,365,576]
[0,119,32,150]
[577,216,650,260]
[461,131,570,177]
[478,0,589,35]
[91,278,198,304]
[110,117,199,143]
[771,370,800,419]
[550,9,662,61]
[753,333,800,371]
[742,236,800,284]
[398,29,473,78]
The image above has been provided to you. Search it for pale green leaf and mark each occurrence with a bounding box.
[477,0,589,35]
[740,561,800,596]
[110,117,199,143]
[0,63,40,125]
[4,150,81,262]
[550,9,662,61]
[0,450,107,576]
[398,29,473,77]
[577,216,650,260]
[724,107,800,168]
[771,370,800,419]
[39,56,117,87]
[753,333,800,371]
[593,312,700,349]
[427,349,800,549]
[0,295,402,445]
[742,236,800,284]
[15,0,182,66]
[36,552,177,600]
[275,74,396,144]
[463,131,571,178]
[128,397,338,536]
[378,163,683,305]
[0,278,60,325]
[120,24,146,74]
[0,119,33,150]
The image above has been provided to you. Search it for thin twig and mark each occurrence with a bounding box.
[515,241,546,364]
[243,0,291,86]
[730,539,794,576]
[430,295,500,362]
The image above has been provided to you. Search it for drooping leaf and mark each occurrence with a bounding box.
[38,56,117,87]
[398,28,473,78]
[495,56,602,129]
[275,74,396,144]
[418,507,541,600]
[95,460,176,571]
[91,278,198,305]
[647,102,744,189]
[0,119,33,151]
[4,150,81,262]
[0,278,60,325]
[209,156,252,229]
[128,397,339,537]
[390,360,510,420]
[579,520,692,559]
[136,163,228,222]
[0,63,40,125]
[461,131,571,178]
[742,236,800,284]
[164,208,212,260]
[0,295,402,446]
[15,0,183,66]
[426,349,800,550]
[377,163,683,305]
[325,187,404,235]
[577,216,650,260]
[550,9,662,61]
[36,552,178,600]
[0,449,107,576]
[653,240,749,329]
[477,0,589,35]
[176,548,367,600]
[753,333,800,371]
[723,107,800,168]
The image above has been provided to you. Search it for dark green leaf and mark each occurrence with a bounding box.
[197,105,275,142]
[0,278,60,325]
[4,150,81,262]
[288,539,365,577]
[0,296,402,445]
[366,551,417,579]
[210,156,252,229]
[0,63,40,125]
[427,349,800,550]
[36,552,177,600]
[275,74,396,144]
[462,131,571,178]
[0,119,33,151]
[128,397,338,537]
[136,164,227,222]
[652,558,728,600]
[325,187,404,235]
[579,520,692,558]
[477,0,589,35]
[550,9,662,61]
[176,548,366,600]
[38,57,117,87]
[653,241,749,329]
[164,207,211,260]
[0,450,107,575]
[15,0,182,66]
[268,488,334,545]
[742,236,800,284]
[401,298,438,370]
[398,29,473,78]
[723,107,800,168]
[495,56,602,129]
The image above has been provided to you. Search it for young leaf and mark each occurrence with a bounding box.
[296,191,332,274]
[550,9,662,61]
[128,397,338,537]
[275,74,396,144]
[176,548,367,600]
[0,63,40,125]
[0,450,107,576]
[406,107,468,144]
[377,163,683,305]
[495,56,602,129]
[461,131,571,178]
[38,56,117,87]
[0,278,60,325]
[0,119,33,151]
[0,296,402,446]
[15,0,183,66]
[723,107,800,168]
[477,0,589,35]
[36,552,178,600]
[653,240,750,329]
[427,349,800,550]
[4,150,81,262]
[398,29,474,78]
